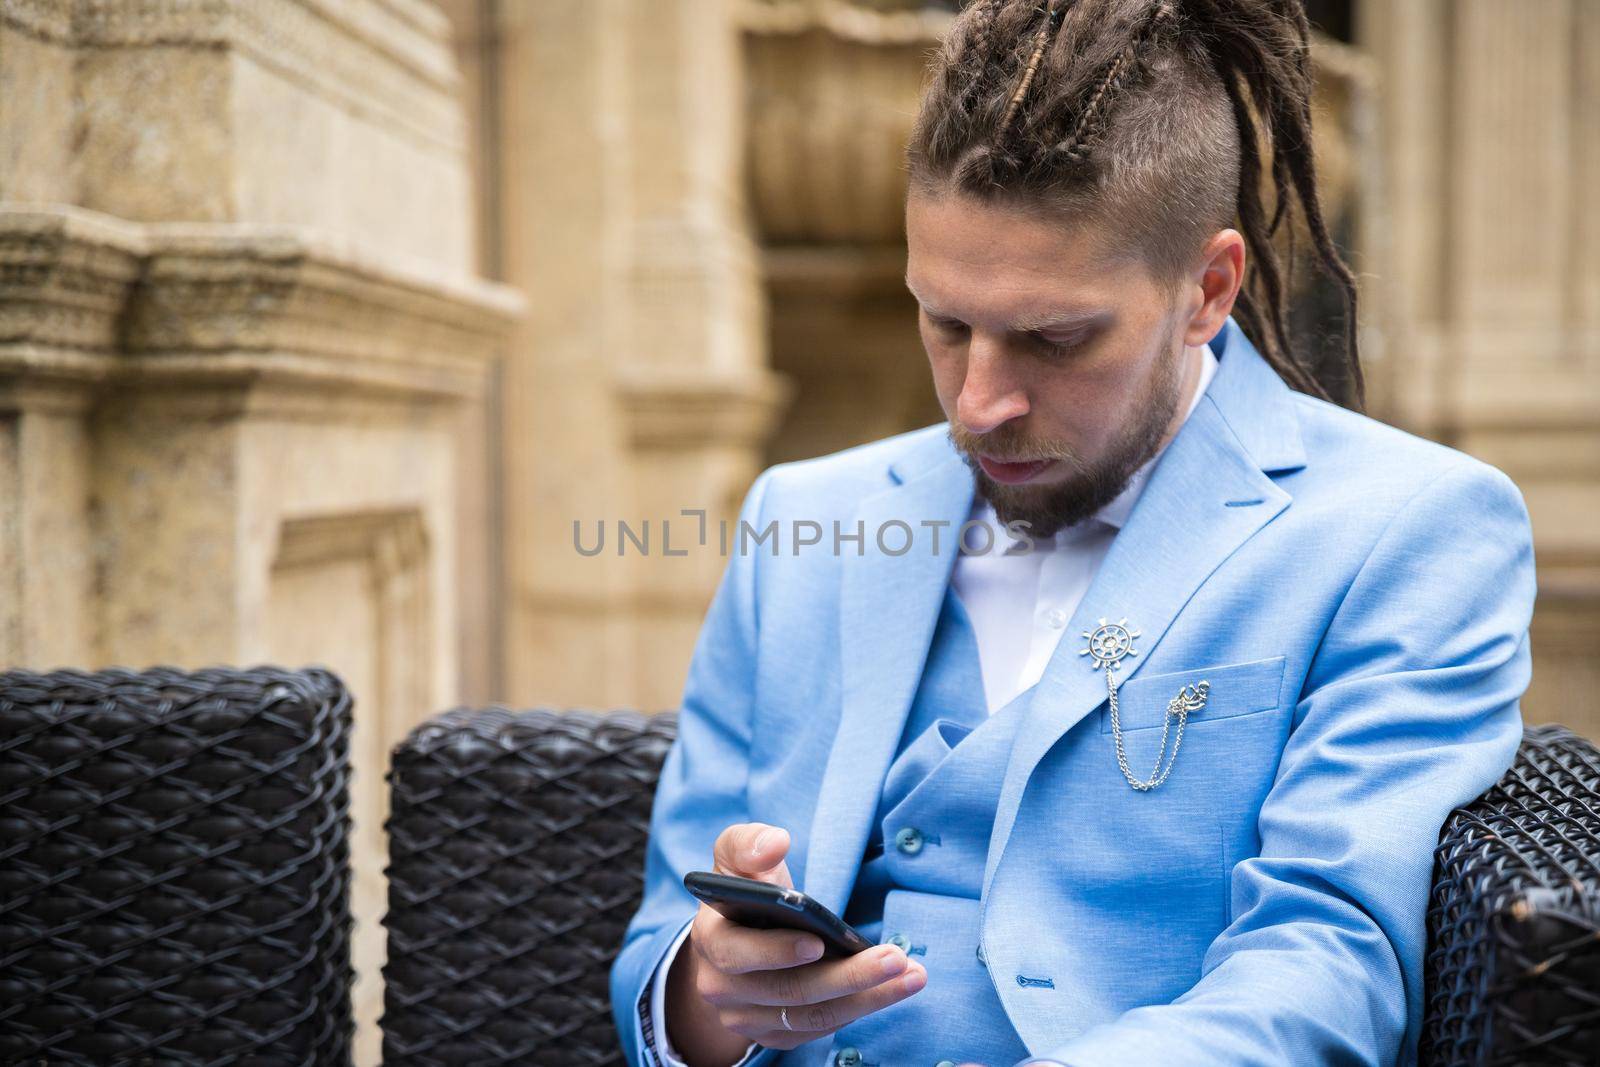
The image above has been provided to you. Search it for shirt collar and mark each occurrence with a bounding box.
[977,340,1220,552]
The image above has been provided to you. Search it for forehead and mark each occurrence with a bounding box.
[904,191,1147,322]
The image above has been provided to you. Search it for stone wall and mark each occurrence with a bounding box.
[1361,0,1600,738]
[0,2,520,1062]
[485,0,790,713]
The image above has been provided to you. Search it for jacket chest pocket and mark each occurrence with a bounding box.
[1100,654,1287,733]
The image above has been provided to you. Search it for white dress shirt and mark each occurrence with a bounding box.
[644,342,1220,1066]
[957,342,1219,713]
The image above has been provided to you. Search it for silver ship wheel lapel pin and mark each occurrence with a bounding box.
[1079,617,1209,792]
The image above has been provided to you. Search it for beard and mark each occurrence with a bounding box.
[947,324,1188,541]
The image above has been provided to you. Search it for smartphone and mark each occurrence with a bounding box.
[683,871,876,958]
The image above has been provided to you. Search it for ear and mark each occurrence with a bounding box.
[1181,228,1245,347]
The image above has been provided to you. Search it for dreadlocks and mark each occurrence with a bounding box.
[906,0,1364,411]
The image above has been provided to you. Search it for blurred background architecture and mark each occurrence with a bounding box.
[1,0,1594,1061]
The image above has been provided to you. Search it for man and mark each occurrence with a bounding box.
[611,1,1535,1065]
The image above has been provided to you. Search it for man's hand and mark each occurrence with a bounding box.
[664,822,928,1063]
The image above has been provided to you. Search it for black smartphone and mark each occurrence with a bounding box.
[683,871,876,958]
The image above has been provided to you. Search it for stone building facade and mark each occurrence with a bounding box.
[1359,0,1600,742]
[3,0,1595,1061]
[0,1,520,1060]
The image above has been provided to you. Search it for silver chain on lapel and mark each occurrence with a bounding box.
[1109,672,1208,791]
[1081,617,1210,791]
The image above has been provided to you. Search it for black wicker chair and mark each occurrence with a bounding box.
[0,666,356,1066]
[1421,726,1600,1064]
[381,711,1600,1067]
[382,709,671,1067]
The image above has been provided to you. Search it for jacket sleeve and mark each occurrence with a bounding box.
[609,466,786,1067]
[1034,460,1537,1067]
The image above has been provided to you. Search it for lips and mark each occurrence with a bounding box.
[977,455,1054,485]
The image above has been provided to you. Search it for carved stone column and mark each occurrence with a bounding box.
[1360,0,1600,736]
[493,0,788,712]
[741,0,951,467]
[0,209,139,666]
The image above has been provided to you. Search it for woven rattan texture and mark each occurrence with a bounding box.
[382,707,675,1067]
[1421,723,1600,1066]
[0,666,355,1066]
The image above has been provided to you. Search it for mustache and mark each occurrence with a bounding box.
[946,424,1078,465]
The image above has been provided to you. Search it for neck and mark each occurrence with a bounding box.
[1153,342,1204,456]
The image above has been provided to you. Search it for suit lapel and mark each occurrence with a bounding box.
[980,319,1308,900]
[805,433,975,915]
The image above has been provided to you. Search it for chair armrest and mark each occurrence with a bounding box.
[382,706,676,1066]
[1422,722,1600,1065]
[0,665,355,1065]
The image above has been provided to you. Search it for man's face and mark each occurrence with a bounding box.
[905,190,1198,540]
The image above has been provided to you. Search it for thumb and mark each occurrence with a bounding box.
[712,822,794,888]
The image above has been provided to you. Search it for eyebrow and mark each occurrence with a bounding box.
[905,276,1105,333]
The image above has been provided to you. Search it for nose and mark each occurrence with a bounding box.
[955,340,1028,436]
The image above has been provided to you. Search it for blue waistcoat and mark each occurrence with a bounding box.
[778,582,1035,1067]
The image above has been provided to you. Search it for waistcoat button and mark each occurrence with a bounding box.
[894,826,925,855]
[834,1047,862,1067]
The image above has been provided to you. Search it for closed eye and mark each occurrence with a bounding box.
[1036,333,1085,358]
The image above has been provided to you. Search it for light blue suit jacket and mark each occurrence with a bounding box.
[612,318,1535,1066]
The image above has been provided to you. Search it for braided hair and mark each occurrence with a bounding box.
[907,0,1363,411]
